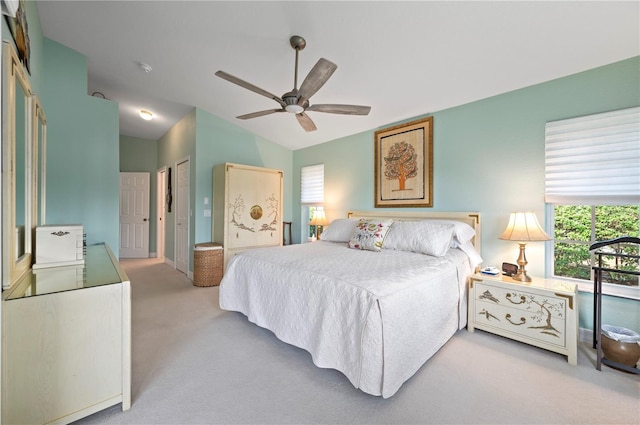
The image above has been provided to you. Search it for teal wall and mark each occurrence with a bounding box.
[2,2,120,254]
[157,108,197,264]
[120,135,158,254]
[293,57,640,332]
[41,39,120,252]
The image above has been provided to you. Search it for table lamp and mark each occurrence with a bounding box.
[309,208,328,240]
[499,212,551,283]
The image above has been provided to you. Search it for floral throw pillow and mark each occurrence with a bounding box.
[348,219,394,252]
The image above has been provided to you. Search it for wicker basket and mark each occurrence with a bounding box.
[193,243,223,287]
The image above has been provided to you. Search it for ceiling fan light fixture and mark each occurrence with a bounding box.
[285,104,304,114]
[139,109,154,120]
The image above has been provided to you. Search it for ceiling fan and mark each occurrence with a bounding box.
[215,35,371,132]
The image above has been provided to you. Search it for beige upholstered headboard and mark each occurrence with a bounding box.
[346,211,481,256]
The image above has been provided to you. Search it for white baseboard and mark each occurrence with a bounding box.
[580,327,593,344]
[149,252,157,258]
[164,258,175,268]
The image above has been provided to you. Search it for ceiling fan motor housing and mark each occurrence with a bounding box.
[283,91,304,113]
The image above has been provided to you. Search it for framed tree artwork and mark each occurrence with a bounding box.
[374,116,433,207]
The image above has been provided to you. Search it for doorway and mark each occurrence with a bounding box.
[119,172,150,258]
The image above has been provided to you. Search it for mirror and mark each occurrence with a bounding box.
[2,41,35,289]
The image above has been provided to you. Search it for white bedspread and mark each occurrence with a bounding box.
[219,241,471,398]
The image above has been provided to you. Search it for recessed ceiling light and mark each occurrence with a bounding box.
[139,110,153,120]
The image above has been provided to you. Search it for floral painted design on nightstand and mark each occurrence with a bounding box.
[506,292,565,338]
[478,308,499,321]
[479,290,499,303]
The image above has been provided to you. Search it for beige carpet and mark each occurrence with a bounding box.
[76,258,639,425]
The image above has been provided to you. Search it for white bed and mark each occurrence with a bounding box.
[219,211,481,398]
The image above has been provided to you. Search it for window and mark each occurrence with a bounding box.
[545,107,640,298]
[301,164,324,240]
[551,205,639,293]
[301,164,324,205]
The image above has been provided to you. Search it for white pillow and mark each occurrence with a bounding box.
[384,221,455,257]
[348,219,394,252]
[321,218,359,242]
[416,219,476,247]
[455,239,483,269]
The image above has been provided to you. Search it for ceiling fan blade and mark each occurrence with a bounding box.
[237,109,285,120]
[297,58,337,104]
[295,112,317,132]
[215,70,286,107]
[306,104,371,115]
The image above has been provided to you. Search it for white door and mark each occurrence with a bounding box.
[156,168,166,260]
[175,159,189,274]
[119,172,150,258]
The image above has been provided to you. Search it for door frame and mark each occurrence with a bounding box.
[156,166,166,260]
[174,156,190,274]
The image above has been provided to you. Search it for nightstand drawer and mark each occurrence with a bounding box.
[473,287,567,347]
[474,282,567,320]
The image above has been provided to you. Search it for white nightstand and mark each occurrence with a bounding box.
[468,273,578,365]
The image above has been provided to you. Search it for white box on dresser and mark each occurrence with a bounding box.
[468,273,578,365]
[34,224,84,269]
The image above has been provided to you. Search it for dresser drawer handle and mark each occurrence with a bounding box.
[505,293,526,305]
[506,313,526,326]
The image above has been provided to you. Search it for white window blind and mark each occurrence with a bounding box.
[301,164,324,204]
[545,106,640,204]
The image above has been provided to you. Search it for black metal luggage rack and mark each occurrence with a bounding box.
[590,236,640,374]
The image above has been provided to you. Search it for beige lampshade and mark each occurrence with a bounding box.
[499,212,551,242]
[309,209,328,226]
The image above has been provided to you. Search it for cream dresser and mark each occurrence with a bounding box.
[213,163,284,271]
[468,273,578,365]
[2,244,131,424]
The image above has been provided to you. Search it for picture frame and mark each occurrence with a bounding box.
[374,116,433,208]
[4,0,31,75]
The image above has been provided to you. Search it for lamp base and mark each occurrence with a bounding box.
[511,271,532,283]
[512,242,532,283]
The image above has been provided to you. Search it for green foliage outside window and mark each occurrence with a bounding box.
[308,207,318,238]
[554,205,640,286]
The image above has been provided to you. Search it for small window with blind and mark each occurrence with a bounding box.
[301,164,324,239]
[545,106,640,298]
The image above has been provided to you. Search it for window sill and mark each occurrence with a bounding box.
[550,276,640,301]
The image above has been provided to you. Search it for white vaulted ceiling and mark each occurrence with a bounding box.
[37,1,639,150]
